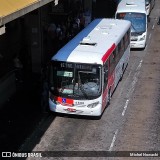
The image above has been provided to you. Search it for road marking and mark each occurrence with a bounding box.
[145,44,148,51]
[126,60,142,105]
[110,15,155,151]
[122,99,129,116]
[136,60,143,71]
[126,71,139,98]
[109,60,143,151]
[109,129,118,151]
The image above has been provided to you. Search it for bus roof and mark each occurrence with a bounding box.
[116,0,146,14]
[51,18,131,65]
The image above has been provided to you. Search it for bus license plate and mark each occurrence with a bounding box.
[67,108,76,112]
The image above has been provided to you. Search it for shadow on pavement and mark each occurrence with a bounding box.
[0,75,54,152]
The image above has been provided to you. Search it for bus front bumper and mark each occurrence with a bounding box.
[49,99,102,116]
[130,40,146,49]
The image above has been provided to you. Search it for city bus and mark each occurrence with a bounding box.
[49,18,131,117]
[115,0,147,49]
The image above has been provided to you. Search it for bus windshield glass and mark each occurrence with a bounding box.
[116,12,146,33]
[49,61,102,100]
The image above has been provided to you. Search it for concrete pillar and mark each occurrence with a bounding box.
[25,10,42,74]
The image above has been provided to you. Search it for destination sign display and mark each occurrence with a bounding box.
[53,61,97,71]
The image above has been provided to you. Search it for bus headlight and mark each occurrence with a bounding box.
[139,35,146,41]
[49,92,58,104]
[87,101,99,108]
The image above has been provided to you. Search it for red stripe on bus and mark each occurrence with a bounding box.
[66,99,74,104]
[54,96,73,105]
[101,43,116,63]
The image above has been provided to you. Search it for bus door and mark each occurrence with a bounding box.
[102,60,109,108]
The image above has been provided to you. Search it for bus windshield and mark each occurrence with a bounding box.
[49,61,102,100]
[116,12,146,33]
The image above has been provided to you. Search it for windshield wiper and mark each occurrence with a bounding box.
[78,73,89,99]
[79,83,89,99]
[129,19,141,34]
[131,24,139,33]
[132,25,145,36]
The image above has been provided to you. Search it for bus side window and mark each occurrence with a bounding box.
[121,39,124,54]
[118,42,121,57]
[113,50,116,60]
[124,30,130,50]
[103,62,108,92]
[128,29,131,44]
[118,39,124,58]
[123,36,126,51]
[115,47,119,61]
[109,51,116,74]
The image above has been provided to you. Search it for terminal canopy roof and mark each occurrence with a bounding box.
[0,0,54,26]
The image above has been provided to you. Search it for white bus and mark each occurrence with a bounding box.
[49,18,131,117]
[115,0,147,49]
